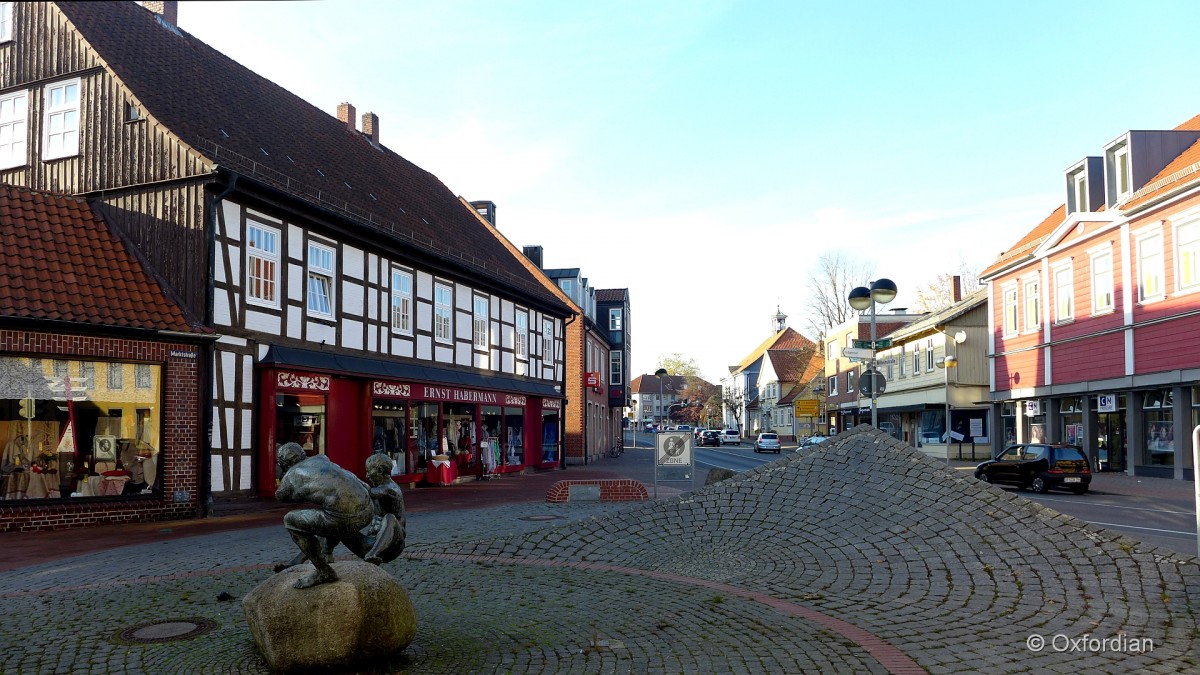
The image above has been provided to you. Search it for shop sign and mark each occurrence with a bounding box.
[419,385,499,404]
[277,371,330,391]
[1097,394,1117,413]
[168,349,197,359]
[505,395,527,406]
[585,372,600,386]
[1025,400,1042,416]
[543,398,562,410]
[373,382,411,398]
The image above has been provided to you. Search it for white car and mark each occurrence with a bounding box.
[720,429,740,445]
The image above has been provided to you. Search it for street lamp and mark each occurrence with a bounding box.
[847,278,897,428]
[655,368,668,427]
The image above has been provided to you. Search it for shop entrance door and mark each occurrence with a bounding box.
[1096,412,1125,472]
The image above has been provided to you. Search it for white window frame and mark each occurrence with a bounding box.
[434,283,452,344]
[1052,263,1074,323]
[827,376,838,396]
[473,296,489,350]
[541,318,553,359]
[0,2,14,44]
[1175,216,1200,294]
[926,339,934,372]
[42,78,80,161]
[1001,283,1018,336]
[390,268,413,335]
[1136,227,1165,304]
[845,372,854,394]
[245,220,280,308]
[0,89,28,169]
[1072,170,1088,213]
[609,308,622,331]
[515,311,528,359]
[899,346,906,377]
[610,350,622,385]
[306,241,335,319]
[1113,144,1131,202]
[912,348,920,375]
[1022,277,1039,333]
[1089,246,1114,314]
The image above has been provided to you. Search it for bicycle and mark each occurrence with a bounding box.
[608,443,623,458]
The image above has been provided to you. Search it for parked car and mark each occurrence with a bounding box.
[698,430,722,447]
[720,429,740,445]
[799,435,828,448]
[676,425,692,434]
[974,443,1091,494]
[753,432,781,453]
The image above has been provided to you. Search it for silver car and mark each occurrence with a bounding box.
[754,432,781,454]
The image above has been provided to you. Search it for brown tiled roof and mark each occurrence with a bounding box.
[55,2,564,311]
[733,327,815,373]
[0,185,204,333]
[767,347,822,383]
[630,374,687,394]
[979,205,1065,279]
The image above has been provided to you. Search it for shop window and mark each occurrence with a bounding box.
[371,401,410,475]
[275,394,325,457]
[442,403,476,473]
[1143,389,1174,467]
[918,410,945,445]
[414,402,438,468]
[480,406,502,476]
[1000,402,1016,446]
[0,356,162,501]
[504,406,525,467]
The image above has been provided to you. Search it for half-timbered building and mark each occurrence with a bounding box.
[2,1,572,509]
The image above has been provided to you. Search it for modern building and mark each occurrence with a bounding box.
[2,1,574,522]
[0,186,211,531]
[981,112,1200,480]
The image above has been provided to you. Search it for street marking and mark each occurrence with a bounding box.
[1087,521,1194,537]
[1032,495,1194,517]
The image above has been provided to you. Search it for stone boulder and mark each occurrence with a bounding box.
[243,560,417,671]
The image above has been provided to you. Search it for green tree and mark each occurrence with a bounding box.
[655,353,701,378]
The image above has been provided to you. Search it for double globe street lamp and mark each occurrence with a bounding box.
[847,278,898,429]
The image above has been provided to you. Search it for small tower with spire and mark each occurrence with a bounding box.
[771,306,787,333]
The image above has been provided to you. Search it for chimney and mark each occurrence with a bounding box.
[471,200,497,226]
[523,245,543,269]
[336,102,356,132]
[142,1,178,26]
[362,112,379,144]
[952,275,962,303]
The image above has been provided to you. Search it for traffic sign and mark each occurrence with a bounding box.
[858,369,887,396]
[852,338,892,349]
[842,347,874,360]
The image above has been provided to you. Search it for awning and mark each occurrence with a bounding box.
[260,345,562,398]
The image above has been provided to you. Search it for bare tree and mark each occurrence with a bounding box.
[721,388,744,431]
[914,260,981,311]
[802,251,875,339]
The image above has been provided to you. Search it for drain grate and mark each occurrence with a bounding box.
[518,514,566,522]
[116,617,218,644]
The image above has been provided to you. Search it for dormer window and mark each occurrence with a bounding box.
[1110,142,1131,203]
[1071,170,1088,213]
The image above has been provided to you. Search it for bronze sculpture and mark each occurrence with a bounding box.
[273,443,407,588]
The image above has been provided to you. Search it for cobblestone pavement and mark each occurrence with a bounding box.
[2,426,1197,673]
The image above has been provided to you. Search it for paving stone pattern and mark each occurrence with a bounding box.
[1,425,1197,673]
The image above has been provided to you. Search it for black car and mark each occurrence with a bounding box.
[698,430,722,447]
[975,443,1092,494]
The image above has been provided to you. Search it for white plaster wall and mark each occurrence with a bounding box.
[287,223,304,260]
[343,283,364,317]
[417,335,432,360]
[343,244,364,280]
[222,202,243,240]
[307,322,336,345]
[395,337,415,359]
[455,283,471,311]
[343,320,363,350]
[417,271,433,299]
[436,345,453,363]
[245,309,282,335]
[455,310,471,341]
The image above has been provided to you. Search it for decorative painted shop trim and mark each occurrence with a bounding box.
[505,395,527,407]
[276,371,331,391]
[372,381,411,398]
[542,398,562,410]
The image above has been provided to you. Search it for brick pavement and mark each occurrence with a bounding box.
[1,426,1197,673]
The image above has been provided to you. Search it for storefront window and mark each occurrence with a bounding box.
[1144,389,1174,466]
[1001,402,1017,446]
[276,394,325,457]
[480,405,502,476]
[1060,397,1083,445]
[371,401,408,475]
[541,409,560,463]
[0,356,162,501]
[415,402,439,468]
[918,410,945,445]
[504,406,525,467]
[443,403,476,474]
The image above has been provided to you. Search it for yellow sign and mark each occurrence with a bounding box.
[795,399,819,416]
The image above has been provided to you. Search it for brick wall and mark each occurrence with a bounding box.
[0,330,204,532]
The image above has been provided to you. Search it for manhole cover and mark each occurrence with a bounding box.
[116,617,217,644]
[519,514,565,522]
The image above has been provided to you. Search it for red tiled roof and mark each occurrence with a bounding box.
[733,327,815,373]
[0,185,204,333]
[979,205,1065,279]
[767,347,823,383]
[55,1,564,311]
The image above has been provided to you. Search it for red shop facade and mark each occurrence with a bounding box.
[255,347,564,494]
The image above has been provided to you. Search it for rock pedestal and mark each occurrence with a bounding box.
[242,560,417,672]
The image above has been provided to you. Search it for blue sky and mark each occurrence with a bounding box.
[179,1,1200,383]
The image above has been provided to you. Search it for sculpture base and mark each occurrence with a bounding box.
[243,560,417,671]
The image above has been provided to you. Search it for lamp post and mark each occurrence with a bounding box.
[655,368,668,428]
[847,278,898,428]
